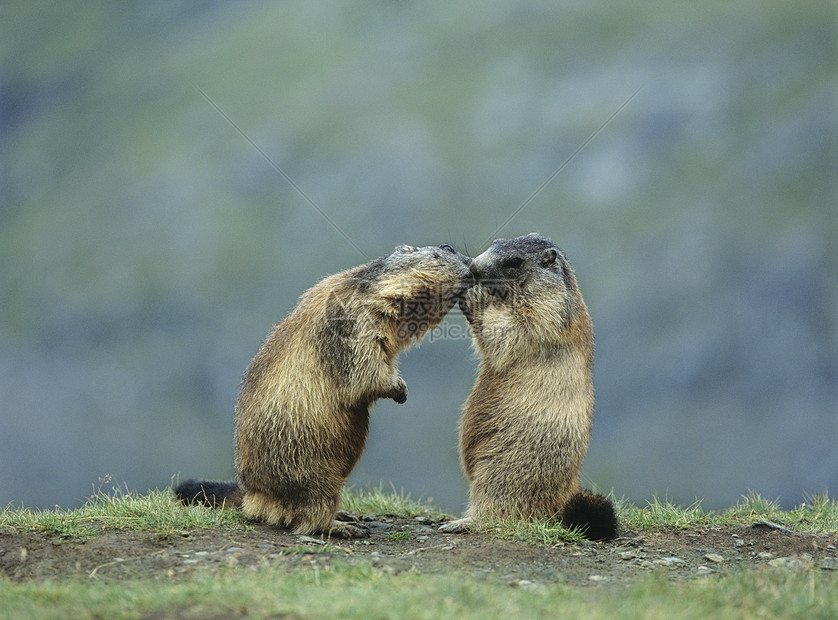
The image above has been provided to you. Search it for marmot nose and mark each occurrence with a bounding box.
[469,262,482,282]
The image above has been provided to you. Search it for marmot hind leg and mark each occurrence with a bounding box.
[438,516,475,533]
[241,490,370,539]
[324,518,370,539]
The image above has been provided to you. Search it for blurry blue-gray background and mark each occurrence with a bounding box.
[2,1,835,512]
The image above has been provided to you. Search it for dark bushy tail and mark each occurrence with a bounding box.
[562,490,618,541]
[174,479,244,509]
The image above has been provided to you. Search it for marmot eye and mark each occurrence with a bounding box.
[503,257,524,269]
[439,244,456,253]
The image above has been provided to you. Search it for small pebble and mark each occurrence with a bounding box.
[751,520,791,533]
[768,555,813,570]
[704,553,724,563]
[654,557,684,566]
[820,558,837,571]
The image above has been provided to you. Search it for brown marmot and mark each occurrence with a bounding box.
[176,243,472,538]
[439,233,617,541]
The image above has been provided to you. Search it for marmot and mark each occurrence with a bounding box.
[439,233,617,541]
[176,243,472,538]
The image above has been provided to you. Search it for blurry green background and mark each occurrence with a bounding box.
[1,1,835,512]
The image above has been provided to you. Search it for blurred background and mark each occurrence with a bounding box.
[1,1,835,513]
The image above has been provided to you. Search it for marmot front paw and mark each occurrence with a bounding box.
[387,376,408,403]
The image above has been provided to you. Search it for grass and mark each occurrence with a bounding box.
[1,487,836,619]
[473,491,838,546]
[0,558,836,619]
[0,482,250,540]
[479,516,587,545]
[620,491,838,533]
[2,483,835,544]
[339,483,447,521]
[0,481,442,541]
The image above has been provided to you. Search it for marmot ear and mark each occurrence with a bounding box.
[394,245,417,253]
[541,248,558,266]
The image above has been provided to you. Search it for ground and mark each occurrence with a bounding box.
[3,513,836,586]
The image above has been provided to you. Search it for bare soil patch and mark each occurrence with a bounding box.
[2,515,837,586]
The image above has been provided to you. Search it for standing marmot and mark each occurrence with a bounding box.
[176,244,472,538]
[439,233,617,541]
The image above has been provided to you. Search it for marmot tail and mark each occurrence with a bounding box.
[174,479,243,509]
[561,490,618,541]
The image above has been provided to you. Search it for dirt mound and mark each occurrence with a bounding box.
[2,515,836,585]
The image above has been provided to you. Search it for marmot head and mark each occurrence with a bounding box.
[463,234,589,351]
[361,243,474,342]
[469,233,577,306]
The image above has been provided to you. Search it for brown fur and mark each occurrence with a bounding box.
[177,244,472,538]
[440,233,616,540]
